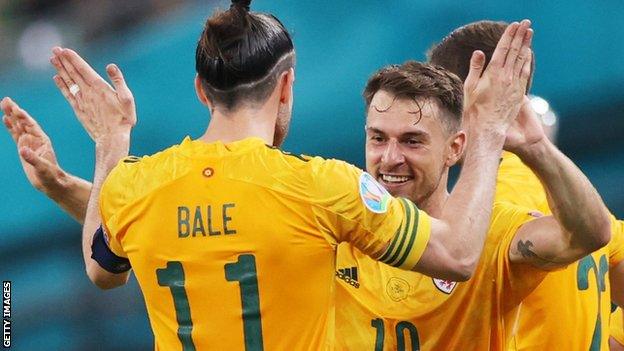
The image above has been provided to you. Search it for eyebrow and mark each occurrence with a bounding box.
[365,127,430,139]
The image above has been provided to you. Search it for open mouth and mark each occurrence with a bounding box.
[379,174,413,185]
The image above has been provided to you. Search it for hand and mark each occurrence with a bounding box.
[1,97,66,194]
[50,47,136,145]
[463,20,534,136]
[504,95,547,154]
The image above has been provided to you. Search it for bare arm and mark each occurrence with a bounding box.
[413,20,534,281]
[51,47,136,289]
[83,137,131,289]
[506,123,611,269]
[1,97,92,224]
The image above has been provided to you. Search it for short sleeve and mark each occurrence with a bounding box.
[309,158,431,270]
[609,217,624,267]
[98,157,139,258]
[491,201,540,261]
[611,308,624,346]
[493,202,549,299]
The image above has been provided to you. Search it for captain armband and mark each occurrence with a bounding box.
[91,226,131,273]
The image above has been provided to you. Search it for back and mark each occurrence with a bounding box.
[99,137,430,350]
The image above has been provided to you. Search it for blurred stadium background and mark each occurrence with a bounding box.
[1,0,623,349]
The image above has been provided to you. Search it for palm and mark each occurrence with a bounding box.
[504,98,545,153]
[16,130,59,191]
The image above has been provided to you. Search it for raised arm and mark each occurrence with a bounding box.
[504,98,611,269]
[414,20,534,280]
[1,97,92,223]
[50,47,136,289]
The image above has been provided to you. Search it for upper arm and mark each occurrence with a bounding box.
[311,159,431,270]
[412,217,473,281]
[508,214,592,270]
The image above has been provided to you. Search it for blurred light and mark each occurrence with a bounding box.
[529,95,557,126]
[18,21,63,70]
[542,111,557,127]
[530,96,550,115]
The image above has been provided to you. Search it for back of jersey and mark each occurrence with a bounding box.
[99,137,424,350]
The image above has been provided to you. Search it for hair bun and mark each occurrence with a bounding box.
[231,0,252,11]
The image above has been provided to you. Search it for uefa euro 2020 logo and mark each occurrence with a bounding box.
[359,172,392,213]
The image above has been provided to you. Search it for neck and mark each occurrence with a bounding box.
[200,104,277,145]
[416,169,450,217]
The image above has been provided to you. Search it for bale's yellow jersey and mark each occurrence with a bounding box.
[99,137,431,351]
[612,307,624,346]
[496,152,624,351]
[334,201,541,350]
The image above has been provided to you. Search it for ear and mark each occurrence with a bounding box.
[445,130,467,167]
[194,75,214,109]
[278,68,295,105]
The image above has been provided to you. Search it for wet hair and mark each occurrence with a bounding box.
[427,20,534,91]
[195,0,295,110]
[363,61,464,133]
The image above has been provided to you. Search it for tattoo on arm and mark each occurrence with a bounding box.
[517,240,538,258]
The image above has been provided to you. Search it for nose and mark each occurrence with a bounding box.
[381,140,405,167]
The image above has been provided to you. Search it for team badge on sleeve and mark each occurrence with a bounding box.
[433,278,457,294]
[359,172,392,213]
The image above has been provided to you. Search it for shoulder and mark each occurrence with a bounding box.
[102,143,190,206]
[489,201,541,241]
[607,216,624,263]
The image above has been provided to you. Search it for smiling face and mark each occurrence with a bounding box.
[365,90,464,205]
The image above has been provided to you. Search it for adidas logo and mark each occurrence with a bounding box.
[336,267,360,288]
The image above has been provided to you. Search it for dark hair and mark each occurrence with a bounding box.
[427,20,534,91]
[363,61,464,133]
[195,0,295,110]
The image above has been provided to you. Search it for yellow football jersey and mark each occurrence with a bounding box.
[495,152,548,213]
[334,201,542,350]
[99,137,431,351]
[496,152,624,351]
[612,307,624,347]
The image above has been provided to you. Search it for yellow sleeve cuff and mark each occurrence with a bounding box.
[378,198,431,270]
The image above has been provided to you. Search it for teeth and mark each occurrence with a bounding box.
[381,174,411,183]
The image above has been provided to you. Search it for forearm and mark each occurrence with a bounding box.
[44,173,92,224]
[518,139,611,250]
[82,134,130,288]
[439,125,506,267]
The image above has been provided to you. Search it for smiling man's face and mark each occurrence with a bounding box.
[365,90,457,205]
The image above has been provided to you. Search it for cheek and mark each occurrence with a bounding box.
[404,152,437,178]
[365,146,383,172]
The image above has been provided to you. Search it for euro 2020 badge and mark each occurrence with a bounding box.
[359,172,392,213]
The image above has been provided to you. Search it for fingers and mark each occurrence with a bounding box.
[1,96,15,116]
[514,29,533,78]
[10,107,45,138]
[3,115,20,142]
[1,97,26,140]
[19,145,54,173]
[504,20,531,70]
[52,48,89,92]
[2,98,50,145]
[489,22,519,68]
[61,48,104,87]
[106,64,134,107]
[464,50,486,93]
[51,50,84,104]
[53,74,83,113]
[520,50,534,89]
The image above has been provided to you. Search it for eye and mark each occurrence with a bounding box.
[406,138,422,146]
[369,135,385,143]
